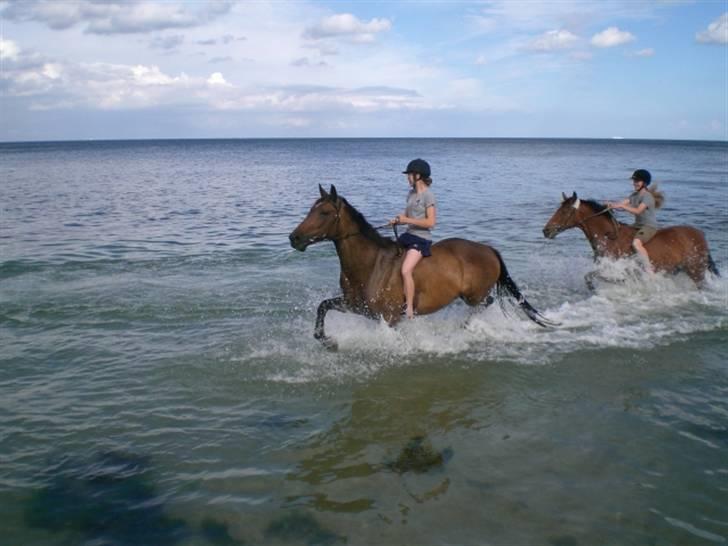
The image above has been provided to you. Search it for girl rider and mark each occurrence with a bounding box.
[390,159,436,319]
[609,169,661,273]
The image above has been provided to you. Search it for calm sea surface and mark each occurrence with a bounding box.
[1,138,727,545]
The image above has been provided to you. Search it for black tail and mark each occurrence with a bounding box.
[708,254,720,277]
[493,249,559,328]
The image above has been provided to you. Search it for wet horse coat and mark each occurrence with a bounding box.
[289,185,554,348]
[543,192,718,286]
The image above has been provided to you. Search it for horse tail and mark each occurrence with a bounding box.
[708,253,720,277]
[492,249,559,328]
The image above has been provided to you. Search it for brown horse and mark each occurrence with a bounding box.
[289,185,556,349]
[543,192,719,287]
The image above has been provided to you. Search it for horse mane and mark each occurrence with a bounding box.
[581,199,616,221]
[339,197,398,249]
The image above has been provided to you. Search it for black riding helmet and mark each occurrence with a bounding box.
[403,158,431,178]
[631,169,651,186]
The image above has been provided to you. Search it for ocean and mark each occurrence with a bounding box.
[1,138,727,545]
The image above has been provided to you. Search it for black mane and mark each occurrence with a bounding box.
[581,199,617,221]
[340,197,398,249]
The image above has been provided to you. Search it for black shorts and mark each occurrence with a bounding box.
[398,232,432,257]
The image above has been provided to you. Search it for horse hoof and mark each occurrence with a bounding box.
[315,333,338,351]
[321,337,338,351]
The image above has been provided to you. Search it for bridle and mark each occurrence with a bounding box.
[552,201,620,240]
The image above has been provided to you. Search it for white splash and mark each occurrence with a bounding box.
[240,257,726,383]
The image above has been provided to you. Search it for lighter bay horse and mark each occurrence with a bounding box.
[289,185,556,349]
[543,192,719,287]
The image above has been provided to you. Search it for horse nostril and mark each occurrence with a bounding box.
[289,233,299,245]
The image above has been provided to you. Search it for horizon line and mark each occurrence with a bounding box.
[1,136,726,145]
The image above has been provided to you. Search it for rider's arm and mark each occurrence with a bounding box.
[397,205,436,229]
[620,202,647,216]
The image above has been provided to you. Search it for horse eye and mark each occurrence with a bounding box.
[319,210,331,216]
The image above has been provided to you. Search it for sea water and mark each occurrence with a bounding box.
[1,138,726,545]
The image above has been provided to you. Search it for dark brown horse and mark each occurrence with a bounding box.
[289,185,555,349]
[543,192,719,286]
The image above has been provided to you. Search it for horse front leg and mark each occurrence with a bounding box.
[585,270,597,291]
[314,296,347,351]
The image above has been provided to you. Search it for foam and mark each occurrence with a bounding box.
[238,258,727,383]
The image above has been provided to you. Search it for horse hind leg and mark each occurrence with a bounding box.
[685,261,708,289]
[461,292,495,329]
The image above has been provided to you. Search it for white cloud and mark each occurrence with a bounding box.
[0,2,519,133]
[41,63,62,79]
[0,0,232,34]
[633,48,654,57]
[591,27,635,48]
[131,65,180,86]
[1,51,440,114]
[527,29,579,51]
[206,72,229,86]
[696,13,728,44]
[0,37,19,60]
[303,13,391,43]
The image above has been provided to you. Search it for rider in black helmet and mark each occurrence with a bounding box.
[609,169,659,273]
[390,159,437,319]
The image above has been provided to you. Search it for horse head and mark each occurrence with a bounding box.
[289,184,343,251]
[543,191,582,239]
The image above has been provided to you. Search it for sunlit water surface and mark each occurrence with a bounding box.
[1,139,727,545]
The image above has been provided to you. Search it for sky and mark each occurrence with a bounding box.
[0,0,726,141]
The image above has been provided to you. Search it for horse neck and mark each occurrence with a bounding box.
[332,211,384,285]
[577,207,623,255]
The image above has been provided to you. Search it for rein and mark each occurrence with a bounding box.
[576,207,620,240]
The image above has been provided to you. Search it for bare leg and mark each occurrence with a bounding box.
[401,249,423,319]
[632,238,654,274]
[314,296,346,350]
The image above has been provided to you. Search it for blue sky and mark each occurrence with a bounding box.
[0,0,726,141]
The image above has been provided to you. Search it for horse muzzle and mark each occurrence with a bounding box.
[289,231,326,251]
[542,225,561,239]
[289,232,309,251]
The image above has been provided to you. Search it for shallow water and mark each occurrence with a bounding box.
[1,138,727,545]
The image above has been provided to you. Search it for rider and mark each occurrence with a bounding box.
[609,169,658,273]
[390,159,436,319]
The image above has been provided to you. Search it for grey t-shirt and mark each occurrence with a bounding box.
[629,190,658,228]
[405,188,436,240]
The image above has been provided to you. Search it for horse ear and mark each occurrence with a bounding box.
[572,191,577,199]
[572,197,581,210]
[561,192,567,203]
[330,184,338,200]
[319,184,328,199]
